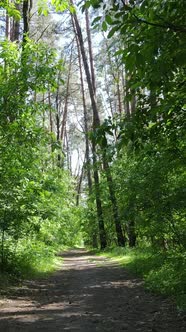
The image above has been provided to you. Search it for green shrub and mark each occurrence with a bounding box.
[101,247,186,310]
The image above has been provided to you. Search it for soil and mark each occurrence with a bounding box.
[0,249,185,331]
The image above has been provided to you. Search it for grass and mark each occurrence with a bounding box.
[0,241,65,290]
[99,246,186,311]
[1,243,185,311]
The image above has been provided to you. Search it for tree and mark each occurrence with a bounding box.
[0,2,81,271]
[71,5,107,248]
[81,0,185,249]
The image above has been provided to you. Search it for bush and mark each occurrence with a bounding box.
[101,247,186,310]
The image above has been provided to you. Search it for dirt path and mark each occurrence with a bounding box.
[0,249,185,331]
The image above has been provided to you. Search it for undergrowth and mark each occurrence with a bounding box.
[0,240,65,288]
[99,247,186,311]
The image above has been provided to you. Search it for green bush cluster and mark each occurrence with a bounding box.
[0,39,80,278]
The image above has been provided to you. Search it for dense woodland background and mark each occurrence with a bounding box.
[0,0,185,309]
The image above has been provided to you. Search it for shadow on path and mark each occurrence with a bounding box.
[0,249,185,332]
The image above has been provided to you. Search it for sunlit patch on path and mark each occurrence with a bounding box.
[0,249,185,331]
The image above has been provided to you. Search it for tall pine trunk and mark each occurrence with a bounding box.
[85,7,125,247]
[73,18,92,194]
[71,6,107,249]
[61,43,73,143]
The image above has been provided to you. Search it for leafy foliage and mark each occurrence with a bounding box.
[0,0,21,20]
[0,38,80,275]
[82,0,186,250]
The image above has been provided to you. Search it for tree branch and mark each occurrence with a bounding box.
[133,14,186,33]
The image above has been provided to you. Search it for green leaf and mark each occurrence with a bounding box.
[82,1,92,12]
[130,82,141,90]
[105,15,113,25]
[92,16,102,25]
[102,21,107,32]
[107,26,119,38]
[114,50,124,56]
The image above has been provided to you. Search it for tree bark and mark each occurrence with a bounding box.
[22,0,33,44]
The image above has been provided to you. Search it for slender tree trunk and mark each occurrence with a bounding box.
[72,3,126,247]
[23,0,32,44]
[61,43,73,143]
[71,6,107,249]
[1,211,6,271]
[22,0,29,43]
[11,3,21,41]
[104,38,123,115]
[5,12,10,39]
[104,69,114,118]
[42,92,45,128]
[131,94,136,113]
[1,227,5,271]
[116,73,123,114]
[125,71,130,116]
[128,220,136,247]
[92,139,107,249]
[48,89,53,133]
[84,7,125,247]
[76,163,84,206]
[102,150,126,246]
[73,18,92,193]
[55,63,65,168]
[85,8,96,93]
[65,128,72,173]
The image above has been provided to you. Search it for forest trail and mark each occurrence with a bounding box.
[0,249,185,332]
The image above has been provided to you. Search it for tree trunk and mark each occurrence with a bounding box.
[71,6,107,249]
[116,73,123,114]
[23,0,32,44]
[5,12,10,39]
[11,3,21,41]
[102,149,126,246]
[85,8,96,93]
[76,163,84,206]
[73,18,92,194]
[84,7,125,247]
[92,140,107,249]
[65,128,72,173]
[48,89,53,133]
[125,71,131,116]
[22,0,30,43]
[131,94,136,113]
[61,43,73,142]
[128,220,136,247]
[104,38,123,115]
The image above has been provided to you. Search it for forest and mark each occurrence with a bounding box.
[0,0,185,311]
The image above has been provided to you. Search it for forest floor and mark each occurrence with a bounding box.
[0,249,185,332]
